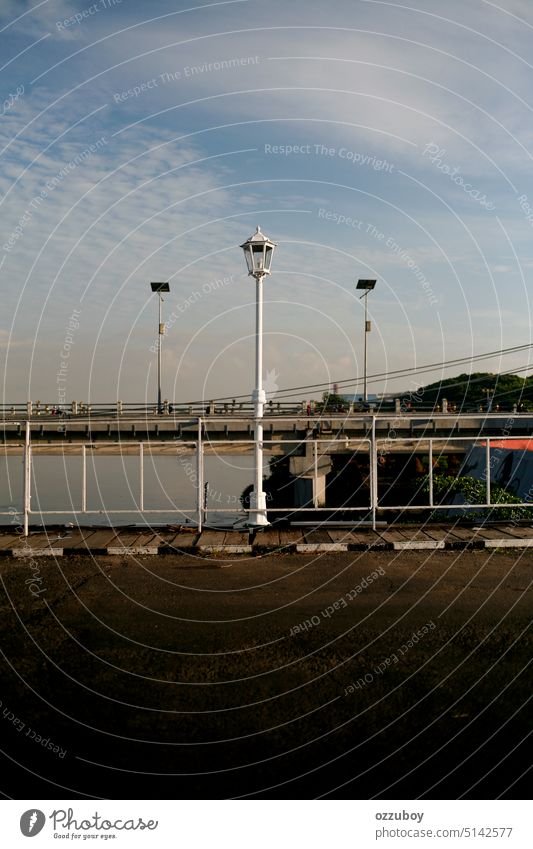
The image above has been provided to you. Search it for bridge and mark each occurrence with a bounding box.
[0,408,528,447]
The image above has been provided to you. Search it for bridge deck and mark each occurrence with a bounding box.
[3,524,533,556]
[1,412,532,447]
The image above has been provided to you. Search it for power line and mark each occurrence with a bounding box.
[186,341,533,405]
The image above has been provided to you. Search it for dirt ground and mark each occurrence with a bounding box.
[0,548,531,800]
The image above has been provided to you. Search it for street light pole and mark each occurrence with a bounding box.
[356,279,376,404]
[483,387,494,412]
[150,282,170,413]
[240,226,277,527]
[363,289,369,403]
[253,272,266,524]
[157,292,162,412]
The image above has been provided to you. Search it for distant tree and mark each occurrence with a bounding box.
[420,372,531,410]
[315,391,347,413]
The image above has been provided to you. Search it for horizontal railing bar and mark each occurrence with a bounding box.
[30,509,198,515]
[6,441,373,450]
[29,507,373,515]
[377,503,533,510]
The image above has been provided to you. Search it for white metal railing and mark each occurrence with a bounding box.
[1,421,532,535]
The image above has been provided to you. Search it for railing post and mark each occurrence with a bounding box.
[82,445,87,512]
[139,442,144,512]
[371,416,377,530]
[313,439,318,508]
[486,438,491,506]
[23,421,31,536]
[117,400,123,416]
[26,400,32,418]
[197,418,203,532]
[429,439,434,508]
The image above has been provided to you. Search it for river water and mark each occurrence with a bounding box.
[0,453,262,528]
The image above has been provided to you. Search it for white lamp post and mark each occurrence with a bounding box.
[150,282,170,413]
[356,279,376,403]
[240,226,277,526]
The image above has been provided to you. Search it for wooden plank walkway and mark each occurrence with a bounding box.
[0,524,532,556]
[296,530,347,553]
[197,530,251,555]
[107,532,160,555]
[11,531,65,556]
[377,528,446,550]
[163,532,199,553]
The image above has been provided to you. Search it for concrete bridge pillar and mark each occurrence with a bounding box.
[289,441,332,508]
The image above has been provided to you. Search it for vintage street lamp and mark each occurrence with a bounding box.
[356,279,376,403]
[150,281,170,413]
[240,226,277,526]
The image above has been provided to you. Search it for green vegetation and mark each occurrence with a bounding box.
[420,473,529,521]
[419,371,533,410]
[315,391,348,413]
[306,372,533,411]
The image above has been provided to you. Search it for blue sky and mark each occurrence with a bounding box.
[1,0,533,403]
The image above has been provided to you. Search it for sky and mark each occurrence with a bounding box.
[1,0,533,404]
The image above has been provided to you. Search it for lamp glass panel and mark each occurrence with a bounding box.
[243,246,253,274]
[252,244,265,273]
[264,244,274,272]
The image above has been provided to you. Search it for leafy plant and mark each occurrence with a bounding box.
[419,473,530,521]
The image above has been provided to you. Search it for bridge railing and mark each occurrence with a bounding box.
[0,401,310,418]
[1,402,528,421]
[2,421,532,535]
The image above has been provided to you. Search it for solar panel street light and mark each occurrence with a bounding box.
[356,279,377,403]
[150,282,170,412]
